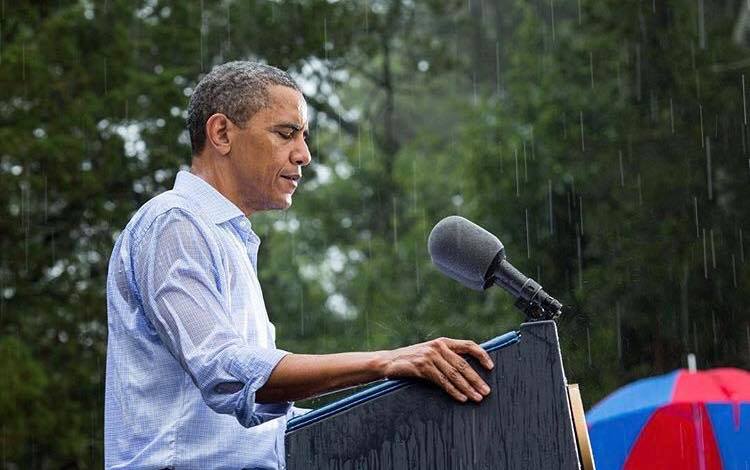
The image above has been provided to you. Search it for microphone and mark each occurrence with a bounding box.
[427,215,562,321]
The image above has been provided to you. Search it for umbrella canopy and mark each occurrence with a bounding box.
[586,368,750,470]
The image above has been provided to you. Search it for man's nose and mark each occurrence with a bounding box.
[293,139,312,167]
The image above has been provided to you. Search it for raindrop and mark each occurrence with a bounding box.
[525,209,530,259]
[586,327,592,366]
[364,0,369,31]
[357,128,362,168]
[694,196,699,238]
[697,0,706,49]
[616,302,622,361]
[705,137,712,200]
[412,160,418,212]
[472,73,478,106]
[578,196,584,236]
[618,150,625,187]
[495,40,501,95]
[43,174,48,223]
[549,0,556,43]
[415,238,421,294]
[636,174,643,206]
[742,119,747,156]
[200,0,206,71]
[699,104,705,147]
[299,286,305,335]
[323,17,328,62]
[547,180,554,235]
[579,111,585,152]
[732,255,737,288]
[522,141,528,182]
[530,127,535,161]
[513,146,520,197]
[576,230,583,290]
[589,51,594,89]
[392,196,398,252]
[742,74,747,125]
[702,228,708,279]
[710,229,716,269]
[712,311,717,348]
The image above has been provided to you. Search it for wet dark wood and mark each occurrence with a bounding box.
[285,321,580,470]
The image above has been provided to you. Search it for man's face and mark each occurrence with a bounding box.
[228,85,311,214]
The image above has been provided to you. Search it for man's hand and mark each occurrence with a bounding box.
[379,338,494,403]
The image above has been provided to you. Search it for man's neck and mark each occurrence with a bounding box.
[190,156,250,216]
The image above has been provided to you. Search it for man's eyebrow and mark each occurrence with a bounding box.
[273,122,310,137]
[274,122,303,131]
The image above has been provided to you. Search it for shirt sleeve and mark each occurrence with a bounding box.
[130,208,291,427]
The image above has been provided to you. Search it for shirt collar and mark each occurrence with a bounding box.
[173,170,245,225]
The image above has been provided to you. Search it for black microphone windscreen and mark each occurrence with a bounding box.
[427,216,504,291]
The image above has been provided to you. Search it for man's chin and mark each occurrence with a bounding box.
[272,198,293,211]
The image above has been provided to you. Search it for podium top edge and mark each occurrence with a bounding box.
[286,330,520,434]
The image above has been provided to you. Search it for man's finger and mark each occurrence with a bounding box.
[428,367,468,402]
[432,354,484,401]
[446,339,494,370]
[441,349,490,399]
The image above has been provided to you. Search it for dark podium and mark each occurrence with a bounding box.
[285,321,593,469]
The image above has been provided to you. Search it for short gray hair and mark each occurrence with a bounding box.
[186,61,300,155]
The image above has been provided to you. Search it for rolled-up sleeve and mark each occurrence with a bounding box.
[130,208,290,427]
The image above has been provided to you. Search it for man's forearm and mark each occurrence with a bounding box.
[256,338,494,404]
[255,351,388,403]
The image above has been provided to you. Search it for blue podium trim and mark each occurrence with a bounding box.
[286,330,520,433]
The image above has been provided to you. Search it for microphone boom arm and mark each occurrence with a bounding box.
[489,257,563,321]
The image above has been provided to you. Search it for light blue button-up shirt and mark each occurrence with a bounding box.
[105,170,291,469]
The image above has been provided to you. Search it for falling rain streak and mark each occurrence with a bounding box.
[705,137,712,200]
[579,111,585,152]
[702,229,708,279]
[514,146,520,197]
[694,196,700,238]
[525,209,531,259]
[548,180,554,235]
[743,74,747,125]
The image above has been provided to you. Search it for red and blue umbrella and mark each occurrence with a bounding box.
[586,368,750,469]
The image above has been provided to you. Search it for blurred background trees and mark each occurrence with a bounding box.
[1,0,748,467]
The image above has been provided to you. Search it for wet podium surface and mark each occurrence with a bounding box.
[285,321,580,469]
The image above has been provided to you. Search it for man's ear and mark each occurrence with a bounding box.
[205,113,232,156]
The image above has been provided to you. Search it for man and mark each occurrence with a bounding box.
[105,61,493,469]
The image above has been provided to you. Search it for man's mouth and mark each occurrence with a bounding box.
[280,173,301,188]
